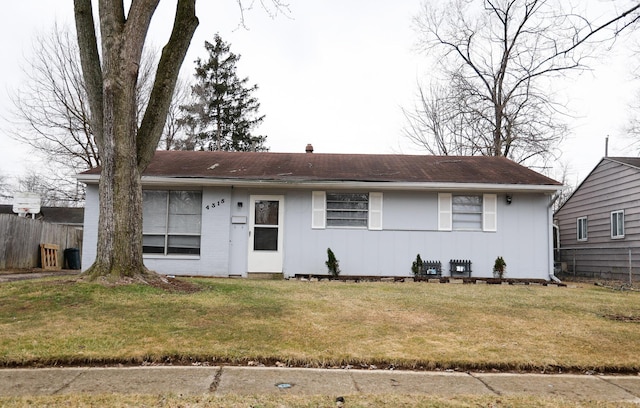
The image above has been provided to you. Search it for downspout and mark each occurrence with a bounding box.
[548,193,562,283]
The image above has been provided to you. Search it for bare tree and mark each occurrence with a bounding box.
[403,82,483,156]
[0,173,13,204]
[407,0,640,166]
[73,0,286,279]
[9,24,190,175]
[9,24,100,172]
[15,170,84,207]
[159,76,194,150]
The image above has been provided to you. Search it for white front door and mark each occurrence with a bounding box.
[248,195,284,273]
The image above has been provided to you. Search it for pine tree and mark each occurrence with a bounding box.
[180,34,267,151]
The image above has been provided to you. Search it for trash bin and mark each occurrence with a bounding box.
[64,248,81,270]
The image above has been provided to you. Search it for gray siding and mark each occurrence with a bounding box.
[82,186,554,280]
[555,159,640,279]
[281,190,551,280]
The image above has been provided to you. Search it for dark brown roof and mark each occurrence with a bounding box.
[82,151,561,186]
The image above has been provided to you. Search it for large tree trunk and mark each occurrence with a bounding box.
[74,0,198,280]
[91,33,145,278]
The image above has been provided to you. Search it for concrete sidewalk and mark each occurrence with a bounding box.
[0,366,639,403]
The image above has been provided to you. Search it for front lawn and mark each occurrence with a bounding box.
[0,277,639,372]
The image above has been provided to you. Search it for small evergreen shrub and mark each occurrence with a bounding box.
[411,254,423,276]
[493,256,507,279]
[325,248,340,278]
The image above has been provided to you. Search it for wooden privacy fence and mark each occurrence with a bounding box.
[0,214,83,270]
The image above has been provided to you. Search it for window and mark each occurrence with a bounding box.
[611,210,624,239]
[577,217,587,241]
[438,193,497,232]
[312,191,382,230]
[452,195,483,231]
[142,190,202,255]
[326,192,369,227]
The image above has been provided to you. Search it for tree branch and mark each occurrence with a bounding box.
[136,0,199,171]
[73,0,104,150]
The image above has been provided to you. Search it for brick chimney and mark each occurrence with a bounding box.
[305,143,314,153]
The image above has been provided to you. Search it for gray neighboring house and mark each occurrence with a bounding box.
[77,149,562,280]
[554,157,640,281]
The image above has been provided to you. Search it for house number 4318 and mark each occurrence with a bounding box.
[205,198,225,210]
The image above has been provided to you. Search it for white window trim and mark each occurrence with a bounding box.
[438,193,452,231]
[368,192,383,230]
[442,193,496,232]
[312,191,383,230]
[611,210,625,239]
[311,191,326,229]
[577,217,588,241]
[483,194,497,232]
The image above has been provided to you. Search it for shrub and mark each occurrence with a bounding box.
[325,248,340,278]
[493,256,507,279]
[411,254,423,276]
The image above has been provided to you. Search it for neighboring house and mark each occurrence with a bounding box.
[77,149,562,280]
[554,157,640,281]
[0,205,84,228]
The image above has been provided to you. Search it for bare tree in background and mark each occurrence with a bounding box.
[9,25,100,172]
[403,83,482,156]
[15,170,82,207]
[0,173,12,203]
[8,24,191,205]
[406,0,640,167]
[159,76,194,150]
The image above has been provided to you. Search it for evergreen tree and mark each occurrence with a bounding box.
[181,34,267,151]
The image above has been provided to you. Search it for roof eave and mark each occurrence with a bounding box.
[76,174,561,193]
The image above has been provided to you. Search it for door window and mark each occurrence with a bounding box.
[254,200,279,251]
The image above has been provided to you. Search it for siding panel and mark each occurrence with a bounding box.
[555,159,640,280]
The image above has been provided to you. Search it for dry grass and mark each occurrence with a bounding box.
[0,277,639,372]
[0,393,637,408]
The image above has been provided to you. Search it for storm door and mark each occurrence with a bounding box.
[248,195,284,273]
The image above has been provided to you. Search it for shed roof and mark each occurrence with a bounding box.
[80,151,561,188]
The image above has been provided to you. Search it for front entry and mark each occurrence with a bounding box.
[248,195,284,274]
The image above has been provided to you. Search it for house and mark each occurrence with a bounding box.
[77,149,562,280]
[0,204,84,228]
[554,157,640,281]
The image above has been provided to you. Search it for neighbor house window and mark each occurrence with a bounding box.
[611,210,624,239]
[142,190,202,255]
[577,217,587,241]
[312,191,383,230]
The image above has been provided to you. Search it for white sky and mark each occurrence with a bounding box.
[0,0,638,190]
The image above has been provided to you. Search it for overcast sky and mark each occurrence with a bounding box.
[0,0,638,192]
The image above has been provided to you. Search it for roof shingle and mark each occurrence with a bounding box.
[82,151,561,186]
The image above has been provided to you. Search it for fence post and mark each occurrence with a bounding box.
[629,247,633,286]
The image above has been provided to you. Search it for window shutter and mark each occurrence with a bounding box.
[368,192,383,230]
[438,193,452,231]
[311,191,326,229]
[483,194,497,232]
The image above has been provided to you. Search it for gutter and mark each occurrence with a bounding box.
[75,174,562,193]
[548,193,562,283]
